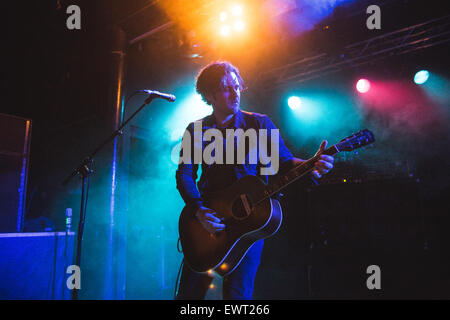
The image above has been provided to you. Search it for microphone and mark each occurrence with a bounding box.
[140,90,176,102]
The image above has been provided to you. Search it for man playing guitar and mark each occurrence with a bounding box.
[175,61,334,300]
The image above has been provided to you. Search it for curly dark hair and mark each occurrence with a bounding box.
[195,61,245,105]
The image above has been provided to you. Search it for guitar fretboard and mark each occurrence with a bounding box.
[254,145,339,206]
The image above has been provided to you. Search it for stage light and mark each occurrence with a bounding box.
[356,79,371,93]
[231,4,243,16]
[219,5,246,38]
[414,70,429,85]
[215,4,246,39]
[287,96,302,110]
[220,25,231,36]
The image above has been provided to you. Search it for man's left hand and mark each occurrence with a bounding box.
[312,140,334,179]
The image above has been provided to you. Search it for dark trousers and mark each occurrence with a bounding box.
[176,240,264,300]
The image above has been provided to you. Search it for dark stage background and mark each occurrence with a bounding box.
[2,0,449,299]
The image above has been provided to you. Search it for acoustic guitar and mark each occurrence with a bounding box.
[179,129,375,276]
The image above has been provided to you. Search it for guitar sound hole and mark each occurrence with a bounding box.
[231,195,252,220]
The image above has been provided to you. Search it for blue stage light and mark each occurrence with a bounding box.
[414,70,429,85]
[287,96,301,110]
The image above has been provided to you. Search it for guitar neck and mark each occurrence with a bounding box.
[255,145,340,205]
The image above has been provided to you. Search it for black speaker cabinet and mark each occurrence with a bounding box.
[0,113,32,232]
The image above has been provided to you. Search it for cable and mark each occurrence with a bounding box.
[174,237,183,299]
[123,90,141,109]
[174,258,184,299]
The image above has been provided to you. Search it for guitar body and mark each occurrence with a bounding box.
[178,129,375,277]
[179,175,283,276]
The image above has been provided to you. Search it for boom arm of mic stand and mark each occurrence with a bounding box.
[61,95,157,186]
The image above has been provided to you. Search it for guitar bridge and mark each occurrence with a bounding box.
[240,194,252,217]
[230,193,253,220]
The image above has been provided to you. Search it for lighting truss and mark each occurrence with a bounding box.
[257,14,450,90]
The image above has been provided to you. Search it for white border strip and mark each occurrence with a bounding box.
[0,232,75,238]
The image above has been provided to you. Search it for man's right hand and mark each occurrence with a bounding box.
[195,206,225,234]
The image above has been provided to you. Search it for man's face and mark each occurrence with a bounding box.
[210,71,241,115]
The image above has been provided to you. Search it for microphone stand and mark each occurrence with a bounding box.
[61,94,162,300]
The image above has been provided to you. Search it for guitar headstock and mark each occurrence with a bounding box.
[336,129,375,152]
